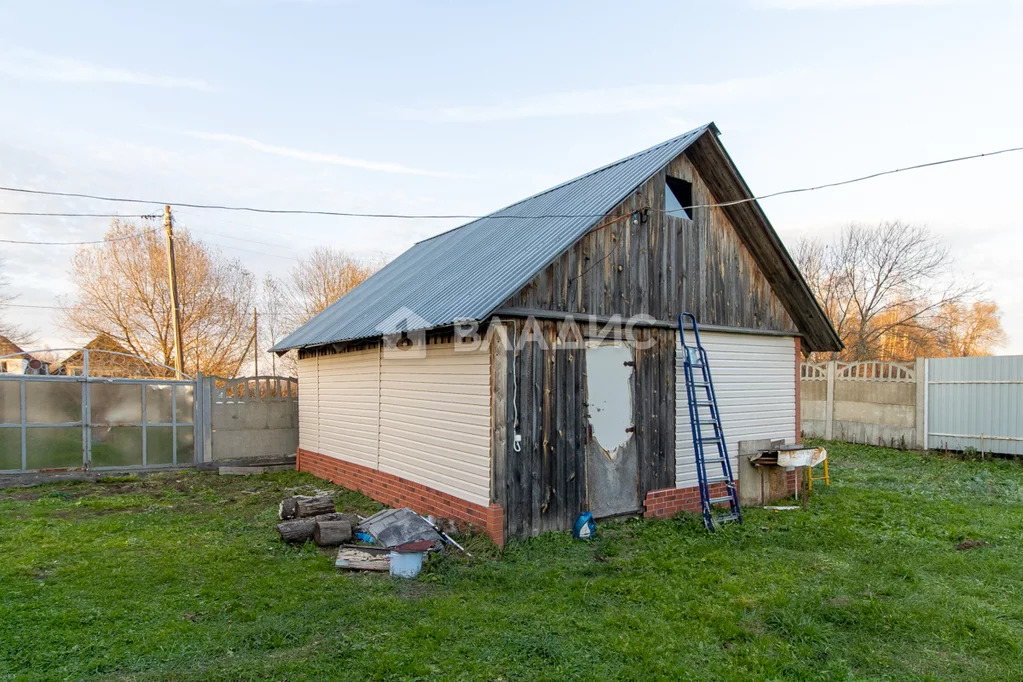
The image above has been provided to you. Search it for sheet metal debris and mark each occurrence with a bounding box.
[750,446,827,468]
[356,508,444,549]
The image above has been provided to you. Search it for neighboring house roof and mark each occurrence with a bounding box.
[0,335,45,366]
[0,335,28,359]
[273,123,840,352]
[59,333,162,377]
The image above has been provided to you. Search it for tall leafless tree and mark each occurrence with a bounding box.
[0,255,32,346]
[289,246,378,322]
[258,246,381,375]
[797,221,983,361]
[259,274,297,377]
[62,220,255,377]
[932,300,1007,357]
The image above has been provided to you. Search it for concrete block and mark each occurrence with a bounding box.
[834,401,915,427]
[801,401,826,421]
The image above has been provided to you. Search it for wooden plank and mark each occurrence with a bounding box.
[491,326,508,511]
[565,343,581,523]
[529,322,543,537]
[219,464,294,475]
[540,324,552,529]
[506,321,523,540]
[335,546,390,572]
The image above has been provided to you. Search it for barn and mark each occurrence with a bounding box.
[271,123,841,545]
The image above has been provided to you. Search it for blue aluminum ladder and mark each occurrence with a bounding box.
[678,312,742,530]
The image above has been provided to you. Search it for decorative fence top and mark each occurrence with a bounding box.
[800,363,827,380]
[801,361,915,382]
[212,376,298,403]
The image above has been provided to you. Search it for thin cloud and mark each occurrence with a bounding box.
[185,131,463,177]
[0,48,212,91]
[399,76,784,123]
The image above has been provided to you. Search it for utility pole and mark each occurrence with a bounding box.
[164,205,185,379]
[253,307,259,377]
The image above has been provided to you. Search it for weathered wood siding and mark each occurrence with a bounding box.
[502,151,797,333]
[493,145,803,539]
[493,320,675,539]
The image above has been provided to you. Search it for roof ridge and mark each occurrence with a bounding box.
[271,122,720,352]
[415,123,715,245]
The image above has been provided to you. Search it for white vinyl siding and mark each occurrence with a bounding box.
[675,332,797,488]
[297,342,492,507]
[317,348,380,469]
[379,344,491,506]
[297,355,319,453]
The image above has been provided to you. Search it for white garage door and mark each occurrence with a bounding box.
[675,331,797,488]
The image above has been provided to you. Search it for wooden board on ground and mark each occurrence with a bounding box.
[335,545,390,572]
[219,464,295,475]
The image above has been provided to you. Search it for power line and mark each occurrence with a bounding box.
[0,211,159,219]
[690,145,1023,210]
[0,302,68,310]
[0,227,158,246]
[205,239,301,261]
[204,230,300,253]
[0,144,1020,219]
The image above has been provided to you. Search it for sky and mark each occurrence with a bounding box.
[0,0,1020,359]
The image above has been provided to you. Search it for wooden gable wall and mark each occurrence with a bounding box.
[492,145,809,540]
[500,150,798,334]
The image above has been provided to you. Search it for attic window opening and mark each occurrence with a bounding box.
[665,176,693,220]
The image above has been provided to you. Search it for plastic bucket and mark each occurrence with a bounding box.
[388,550,424,578]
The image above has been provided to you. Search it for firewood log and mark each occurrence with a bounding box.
[313,520,352,546]
[295,495,336,518]
[276,518,316,543]
[278,497,299,520]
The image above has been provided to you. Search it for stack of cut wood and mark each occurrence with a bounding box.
[275,495,356,546]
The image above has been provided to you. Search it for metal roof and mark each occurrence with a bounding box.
[271,124,715,352]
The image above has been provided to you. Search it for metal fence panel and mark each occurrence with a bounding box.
[927,355,1023,455]
[0,372,200,474]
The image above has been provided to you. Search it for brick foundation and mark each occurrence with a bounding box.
[786,467,802,494]
[644,469,801,519]
[644,481,733,518]
[297,448,505,546]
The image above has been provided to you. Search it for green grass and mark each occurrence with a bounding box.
[2,441,1022,681]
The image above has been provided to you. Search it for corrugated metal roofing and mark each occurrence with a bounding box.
[271,124,714,352]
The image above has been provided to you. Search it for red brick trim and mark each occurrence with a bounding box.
[786,468,801,494]
[644,481,735,518]
[298,448,505,546]
[646,471,801,517]
[794,336,802,445]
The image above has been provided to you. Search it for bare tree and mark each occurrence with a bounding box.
[797,221,981,361]
[63,220,255,377]
[933,300,1007,357]
[257,247,381,375]
[290,246,378,321]
[0,255,32,345]
[259,274,297,377]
